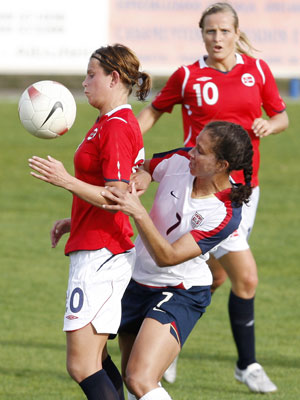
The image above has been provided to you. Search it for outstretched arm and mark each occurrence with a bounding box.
[137,104,163,135]
[28,155,128,207]
[101,184,201,266]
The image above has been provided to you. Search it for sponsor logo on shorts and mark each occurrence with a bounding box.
[66,315,79,320]
[191,211,204,228]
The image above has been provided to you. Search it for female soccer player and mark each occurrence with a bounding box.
[28,44,151,400]
[101,120,254,400]
[137,2,288,393]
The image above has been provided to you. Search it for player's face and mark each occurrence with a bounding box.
[188,129,220,178]
[82,58,112,110]
[201,11,240,65]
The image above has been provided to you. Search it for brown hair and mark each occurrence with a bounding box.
[204,120,253,207]
[91,43,152,101]
[199,2,257,56]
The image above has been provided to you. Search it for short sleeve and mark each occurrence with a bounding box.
[191,202,242,255]
[259,59,286,117]
[100,119,134,183]
[152,67,186,113]
[149,148,191,182]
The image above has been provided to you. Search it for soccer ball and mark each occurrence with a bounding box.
[18,80,77,139]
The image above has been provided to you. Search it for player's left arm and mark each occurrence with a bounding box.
[253,59,289,137]
[101,183,202,266]
[252,111,289,138]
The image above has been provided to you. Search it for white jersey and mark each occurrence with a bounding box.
[132,149,242,289]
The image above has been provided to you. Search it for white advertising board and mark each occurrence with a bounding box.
[0,0,299,78]
[0,0,109,74]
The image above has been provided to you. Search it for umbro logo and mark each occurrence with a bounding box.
[41,101,63,127]
[196,77,212,82]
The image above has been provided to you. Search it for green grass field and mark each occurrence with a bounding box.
[1,97,299,399]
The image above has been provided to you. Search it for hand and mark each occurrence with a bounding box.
[50,218,71,248]
[252,118,273,137]
[28,155,73,188]
[130,168,152,196]
[101,183,146,219]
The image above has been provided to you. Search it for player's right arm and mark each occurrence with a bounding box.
[50,218,71,248]
[137,104,163,135]
[137,67,185,135]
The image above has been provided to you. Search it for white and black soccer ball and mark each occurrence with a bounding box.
[18,80,77,139]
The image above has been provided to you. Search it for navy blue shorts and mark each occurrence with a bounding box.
[119,279,211,347]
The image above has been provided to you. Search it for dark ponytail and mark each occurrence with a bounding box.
[204,121,253,207]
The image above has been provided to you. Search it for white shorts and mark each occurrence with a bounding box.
[211,186,260,259]
[63,247,136,333]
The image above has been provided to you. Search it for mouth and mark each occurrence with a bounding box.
[213,45,223,52]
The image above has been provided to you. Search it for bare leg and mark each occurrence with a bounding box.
[66,324,121,399]
[207,254,228,293]
[124,318,180,399]
[66,323,108,382]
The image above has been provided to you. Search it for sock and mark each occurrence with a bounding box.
[127,383,162,400]
[79,369,119,400]
[228,290,256,370]
[102,354,125,400]
[139,387,172,400]
[127,391,137,400]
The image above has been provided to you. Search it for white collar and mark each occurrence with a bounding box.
[198,53,244,69]
[106,104,132,117]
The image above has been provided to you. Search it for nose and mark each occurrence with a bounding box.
[214,30,221,42]
[188,147,195,158]
[82,78,87,88]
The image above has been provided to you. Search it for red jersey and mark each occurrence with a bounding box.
[152,53,286,186]
[65,105,145,255]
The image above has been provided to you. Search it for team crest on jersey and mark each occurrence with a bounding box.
[241,73,255,87]
[191,211,204,228]
[87,128,98,140]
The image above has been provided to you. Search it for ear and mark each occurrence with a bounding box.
[217,159,229,173]
[110,70,120,87]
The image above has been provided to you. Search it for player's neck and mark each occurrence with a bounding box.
[205,53,237,72]
[192,176,231,198]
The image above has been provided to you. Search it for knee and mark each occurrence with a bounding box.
[232,270,258,298]
[124,371,153,398]
[66,360,85,383]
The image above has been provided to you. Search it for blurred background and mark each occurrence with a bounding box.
[1,0,299,99]
[1,2,300,399]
